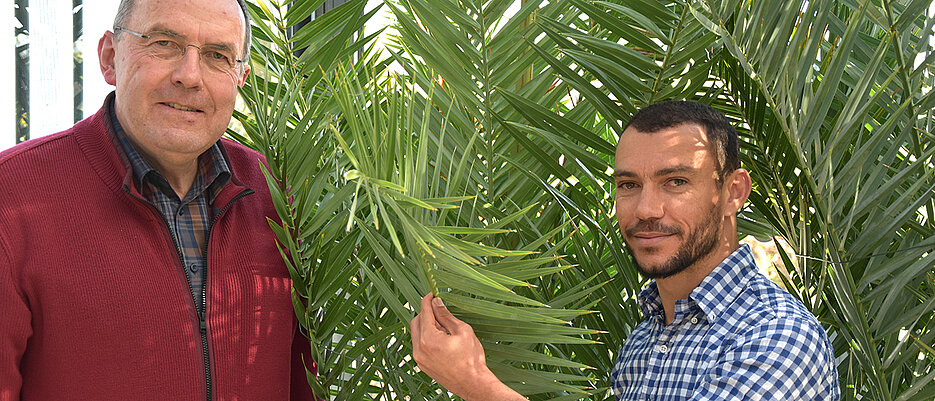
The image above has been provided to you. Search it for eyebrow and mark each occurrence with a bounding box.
[612,164,698,179]
[147,26,237,53]
[146,26,184,39]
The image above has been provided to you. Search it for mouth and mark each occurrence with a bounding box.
[629,232,676,247]
[162,102,203,113]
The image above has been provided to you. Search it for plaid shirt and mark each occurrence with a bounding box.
[108,103,231,314]
[612,245,840,400]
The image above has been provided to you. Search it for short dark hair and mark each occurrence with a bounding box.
[113,0,252,60]
[623,100,740,182]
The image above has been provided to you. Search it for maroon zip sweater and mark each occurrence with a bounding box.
[0,97,314,401]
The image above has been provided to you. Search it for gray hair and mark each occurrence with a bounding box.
[113,0,252,61]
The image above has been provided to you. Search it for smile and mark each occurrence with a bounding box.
[630,232,676,247]
[163,102,202,112]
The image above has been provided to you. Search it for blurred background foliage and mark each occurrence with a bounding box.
[233,0,935,399]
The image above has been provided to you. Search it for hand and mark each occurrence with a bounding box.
[410,293,526,401]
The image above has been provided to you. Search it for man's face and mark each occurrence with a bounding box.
[613,123,727,279]
[99,0,249,162]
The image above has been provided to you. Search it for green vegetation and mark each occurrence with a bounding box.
[233,0,935,399]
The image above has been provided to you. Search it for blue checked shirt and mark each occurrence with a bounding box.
[611,245,840,400]
[108,101,230,315]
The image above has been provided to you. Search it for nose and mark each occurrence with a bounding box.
[171,45,205,88]
[633,186,664,221]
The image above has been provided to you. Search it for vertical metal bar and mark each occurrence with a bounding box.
[74,0,83,123]
[15,0,29,143]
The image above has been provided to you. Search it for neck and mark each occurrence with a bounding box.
[655,240,738,325]
[131,139,200,199]
[153,157,199,199]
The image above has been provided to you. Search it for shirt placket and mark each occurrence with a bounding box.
[642,316,676,401]
[172,198,208,313]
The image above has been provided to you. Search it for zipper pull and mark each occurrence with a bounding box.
[199,310,207,333]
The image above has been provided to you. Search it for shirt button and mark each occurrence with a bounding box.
[658,344,669,353]
[189,263,198,273]
[690,317,698,324]
[179,209,186,215]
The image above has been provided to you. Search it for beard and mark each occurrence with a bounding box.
[624,203,722,279]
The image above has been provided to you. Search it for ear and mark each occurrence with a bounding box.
[236,64,251,87]
[722,168,752,216]
[98,31,118,86]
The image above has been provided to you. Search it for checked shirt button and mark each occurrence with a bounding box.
[690,317,698,324]
[658,344,669,354]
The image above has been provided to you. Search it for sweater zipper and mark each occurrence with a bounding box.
[199,188,253,401]
[124,186,251,401]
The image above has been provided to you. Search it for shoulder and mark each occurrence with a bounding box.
[724,274,828,348]
[735,274,824,334]
[0,131,87,208]
[719,274,837,377]
[701,277,840,399]
[0,113,106,182]
[0,132,76,174]
[219,139,267,180]
[218,138,272,196]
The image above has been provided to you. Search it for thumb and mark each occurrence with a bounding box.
[431,297,462,333]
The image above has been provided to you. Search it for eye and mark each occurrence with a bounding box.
[154,40,172,47]
[209,51,229,61]
[668,178,688,187]
[617,181,639,191]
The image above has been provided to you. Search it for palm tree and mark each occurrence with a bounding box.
[235,0,935,400]
[236,0,602,398]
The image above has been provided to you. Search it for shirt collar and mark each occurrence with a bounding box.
[107,96,231,203]
[689,244,757,322]
[637,244,757,322]
[637,280,663,319]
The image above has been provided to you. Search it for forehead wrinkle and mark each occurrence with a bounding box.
[144,23,239,53]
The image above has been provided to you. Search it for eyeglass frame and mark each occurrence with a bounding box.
[113,26,246,75]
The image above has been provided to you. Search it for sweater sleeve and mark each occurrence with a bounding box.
[0,233,31,401]
[290,323,318,401]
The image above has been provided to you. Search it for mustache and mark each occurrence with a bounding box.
[625,220,681,237]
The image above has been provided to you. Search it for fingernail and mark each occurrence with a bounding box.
[433,297,444,307]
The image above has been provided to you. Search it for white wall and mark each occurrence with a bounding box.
[82,1,119,118]
[0,2,15,151]
[0,1,118,152]
[29,0,75,139]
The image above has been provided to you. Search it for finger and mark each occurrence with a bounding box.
[409,315,421,348]
[431,296,462,334]
[418,292,440,336]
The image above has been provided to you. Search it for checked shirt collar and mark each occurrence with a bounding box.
[637,244,757,325]
[105,97,231,204]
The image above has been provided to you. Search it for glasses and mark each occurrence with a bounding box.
[114,26,244,76]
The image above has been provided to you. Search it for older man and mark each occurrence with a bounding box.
[0,1,312,399]
[410,101,840,400]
